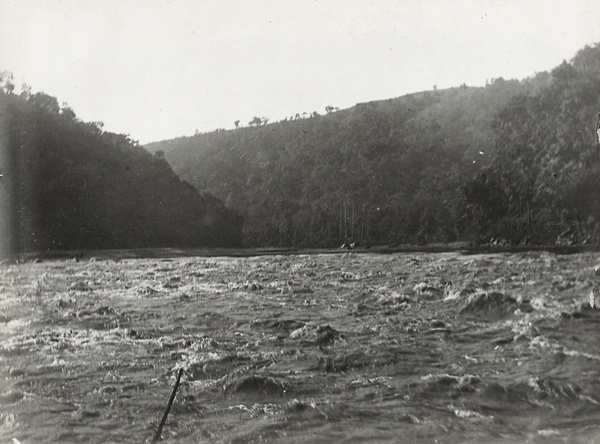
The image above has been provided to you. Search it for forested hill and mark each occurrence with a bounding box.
[148,43,600,248]
[0,83,243,255]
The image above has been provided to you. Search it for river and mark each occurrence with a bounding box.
[1,251,599,443]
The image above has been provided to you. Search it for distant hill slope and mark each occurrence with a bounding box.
[0,87,243,255]
[148,43,600,247]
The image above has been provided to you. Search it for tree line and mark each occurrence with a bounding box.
[464,44,600,245]
[0,80,243,256]
[147,44,600,247]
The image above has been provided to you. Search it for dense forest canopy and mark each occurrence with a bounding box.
[148,44,600,247]
[0,81,243,256]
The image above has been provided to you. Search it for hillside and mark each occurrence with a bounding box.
[147,43,600,247]
[0,85,243,256]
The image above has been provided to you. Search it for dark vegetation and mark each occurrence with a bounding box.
[0,81,243,255]
[147,43,600,248]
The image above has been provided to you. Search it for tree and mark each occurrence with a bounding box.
[60,103,77,120]
[249,116,262,127]
[20,83,32,99]
[0,71,14,94]
[30,92,60,114]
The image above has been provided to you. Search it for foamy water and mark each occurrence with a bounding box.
[1,251,600,443]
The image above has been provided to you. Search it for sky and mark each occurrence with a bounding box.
[1,0,599,144]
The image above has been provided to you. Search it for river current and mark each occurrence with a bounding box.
[1,251,599,443]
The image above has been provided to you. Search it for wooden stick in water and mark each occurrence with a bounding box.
[151,368,184,444]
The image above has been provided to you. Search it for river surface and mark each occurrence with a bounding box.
[1,251,600,443]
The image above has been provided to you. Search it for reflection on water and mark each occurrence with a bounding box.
[1,251,600,443]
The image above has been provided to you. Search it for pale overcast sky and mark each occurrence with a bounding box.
[1,0,599,144]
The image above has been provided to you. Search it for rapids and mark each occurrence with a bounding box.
[1,251,600,443]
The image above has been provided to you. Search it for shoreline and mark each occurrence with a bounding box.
[11,243,597,262]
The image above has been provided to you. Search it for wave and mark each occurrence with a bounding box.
[478,376,599,417]
[289,324,343,345]
[219,374,293,403]
[349,287,412,316]
[411,372,599,421]
[460,291,532,319]
[562,300,600,320]
[413,373,481,399]
[308,350,375,373]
